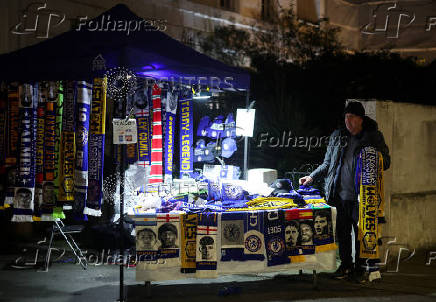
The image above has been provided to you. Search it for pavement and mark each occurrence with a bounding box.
[0,244,435,302]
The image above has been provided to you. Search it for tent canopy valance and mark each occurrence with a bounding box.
[0,4,250,90]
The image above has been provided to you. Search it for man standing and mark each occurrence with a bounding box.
[299,102,390,280]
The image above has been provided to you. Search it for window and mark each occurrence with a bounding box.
[261,0,274,21]
[220,0,236,12]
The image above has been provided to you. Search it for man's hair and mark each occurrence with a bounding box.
[286,220,299,229]
[137,228,156,239]
[16,188,31,195]
[199,236,214,246]
[315,210,329,220]
[158,223,177,239]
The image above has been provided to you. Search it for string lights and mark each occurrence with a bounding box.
[104,66,137,101]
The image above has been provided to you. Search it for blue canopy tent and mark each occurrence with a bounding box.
[0,5,252,298]
[0,4,250,90]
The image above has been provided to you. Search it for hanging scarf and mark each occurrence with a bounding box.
[164,90,177,182]
[126,138,138,165]
[39,82,58,221]
[284,208,315,259]
[73,81,92,221]
[221,211,245,261]
[84,78,107,216]
[149,84,163,183]
[179,94,193,178]
[33,83,47,220]
[58,81,76,209]
[156,213,181,267]
[357,146,381,259]
[134,87,151,186]
[243,211,265,261]
[180,213,198,273]
[135,214,159,271]
[313,207,336,253]
[12,84,36,222]
[264,209,289,266]
[4,83,20,207]
[52,82,64,219]
[0,84,7,210]
[196,213,218,278]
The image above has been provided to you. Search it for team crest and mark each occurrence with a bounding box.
[245,234,261,253]
[267,237,285,256]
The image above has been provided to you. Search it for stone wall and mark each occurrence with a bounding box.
[359,100,436,251]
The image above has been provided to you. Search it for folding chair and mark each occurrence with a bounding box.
[39,219,88,272]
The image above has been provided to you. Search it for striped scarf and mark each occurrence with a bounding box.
[84,78,107,216]
[73,81,92,220]
[12,84,37,222]
[149,84,163,184]
[58,81,76,209]
[357,146,384,259]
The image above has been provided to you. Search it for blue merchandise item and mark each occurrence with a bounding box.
[194,139,215,163]
[297,185,321,197]
[221,182,246,201]
[220,165,241,180]
[197,116,211,137]
[208,179,222,201]
[207,115,224,139]
[221,137,237,158]
[222,200,248,209]
[221,212,245,261]
[223,113,236,138]
[270,179,294,196]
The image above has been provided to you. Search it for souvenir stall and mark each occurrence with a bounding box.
[0,3,337,292]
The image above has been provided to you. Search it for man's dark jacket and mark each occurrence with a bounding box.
[309,116,390,202]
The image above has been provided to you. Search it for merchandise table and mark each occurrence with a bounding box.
[130,206,337,286]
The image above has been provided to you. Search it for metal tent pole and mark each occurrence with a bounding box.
[243,89,250,180]
[118,95,127,302]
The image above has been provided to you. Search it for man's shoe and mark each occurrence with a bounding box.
[351,269,370,284]
[332,265,352,280]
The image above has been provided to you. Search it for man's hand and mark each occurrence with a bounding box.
[299,176,313,186]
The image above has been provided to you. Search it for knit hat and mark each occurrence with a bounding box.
[344,102,365,117]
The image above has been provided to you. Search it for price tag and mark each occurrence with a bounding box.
[112,118,137,144]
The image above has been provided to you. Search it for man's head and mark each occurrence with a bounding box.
[314,212,329,235]
[285,221,299,247]
[43,182,55,204]
[300,222,314,245]
[199,236,214,260]
[344,102,365,136]
[158,223,178,248]
[16,188,32,208]
[136,228,157,250]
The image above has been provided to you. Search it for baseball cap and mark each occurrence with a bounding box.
[269,179,294,195]
[221,137,237,158]
[223,113,236,138]
[197,116,211,137]
[194,139,215,163]
[207,115,224,138]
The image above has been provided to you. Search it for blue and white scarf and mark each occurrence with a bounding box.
[179,94,193,178]
[164,89,177,182]
[12,84,36,222]
[264,209,289,266]
[73,81,92,220]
